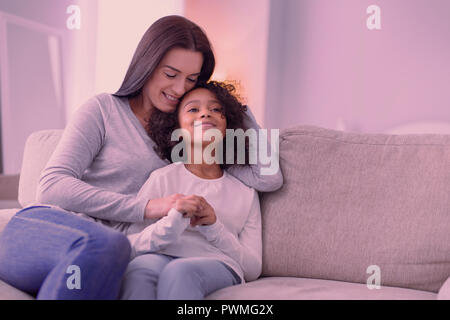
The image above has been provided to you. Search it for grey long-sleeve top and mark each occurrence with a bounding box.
[36,93,283,231]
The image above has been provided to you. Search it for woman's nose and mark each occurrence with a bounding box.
[173,79,186,96]
[200,111,211,118]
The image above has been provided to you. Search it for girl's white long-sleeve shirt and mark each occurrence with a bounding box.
[126,162,262,283]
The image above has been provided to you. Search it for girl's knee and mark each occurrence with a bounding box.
[159,259,200,283]
[126,255,156,273]
[157,259,206,299]
[120,255,169,298]
[125,254,171,275]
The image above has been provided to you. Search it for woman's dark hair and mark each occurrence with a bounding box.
[114,15,215,98]
[147,81,251,168]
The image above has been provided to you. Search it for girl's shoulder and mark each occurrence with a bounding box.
[224,170,257,196]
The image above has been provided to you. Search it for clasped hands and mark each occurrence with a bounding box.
[144,194,216,227]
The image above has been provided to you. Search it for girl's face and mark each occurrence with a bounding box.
[178,88,227,143]
[142,47,203,113]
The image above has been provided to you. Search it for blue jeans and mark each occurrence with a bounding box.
[119,254,241,300]
[0,206,131,299]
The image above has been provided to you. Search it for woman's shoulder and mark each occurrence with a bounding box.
[82,93,125,110]
[72,93,127,122]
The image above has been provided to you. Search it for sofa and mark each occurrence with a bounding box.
[0,126,449,300]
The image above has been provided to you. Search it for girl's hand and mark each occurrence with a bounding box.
[144,194,186,219]
[189,197,217,227]
[174,195,205,219]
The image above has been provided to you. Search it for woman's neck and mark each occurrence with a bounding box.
[129,94,154,128]
[184,163,223,179]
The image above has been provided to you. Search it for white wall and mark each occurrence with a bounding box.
[65,0,98,119]
[94,0,184,97]
[0,0,98,174]
[264,0,450,133]
[185,0,271,126]
[0,0,186,174]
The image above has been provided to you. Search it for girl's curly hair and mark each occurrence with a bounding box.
[146,81,251,168]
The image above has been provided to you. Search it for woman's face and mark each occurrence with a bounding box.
[178,88,227,144]
[143,47,203,113]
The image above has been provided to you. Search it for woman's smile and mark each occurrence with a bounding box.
[162,91,180,106]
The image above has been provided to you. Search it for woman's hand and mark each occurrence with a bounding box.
[144,194,186,219]
[189,197,217,227]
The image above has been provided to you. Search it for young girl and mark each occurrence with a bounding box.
[120,81,262,300]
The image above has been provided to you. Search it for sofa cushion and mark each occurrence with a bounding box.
[437,277,450,300]
[18,130,63,207]
[0,280,34,300]
[260,126,450,293]
[206,277,436,300]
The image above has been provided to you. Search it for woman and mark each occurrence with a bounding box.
[120,81,262,300]
[0,15,282,300]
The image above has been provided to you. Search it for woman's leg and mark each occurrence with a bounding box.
[119,253,174,300]
[156,257,241,300]
[0,206,131,299]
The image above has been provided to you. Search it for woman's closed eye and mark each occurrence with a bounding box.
[164,72,176,79]
[164,72,197,83]
[187,107,199,112]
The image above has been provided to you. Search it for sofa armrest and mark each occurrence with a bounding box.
[0,174,19,200]
[437,277,450,300]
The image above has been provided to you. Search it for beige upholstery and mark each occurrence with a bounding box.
[0,127,449,300]
[18,130,63,207]
[207,277,437,300]
[261,126,450,293]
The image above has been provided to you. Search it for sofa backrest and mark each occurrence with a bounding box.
[260,125,450,293]
[18,127,450,293]
[18,130,63,207]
